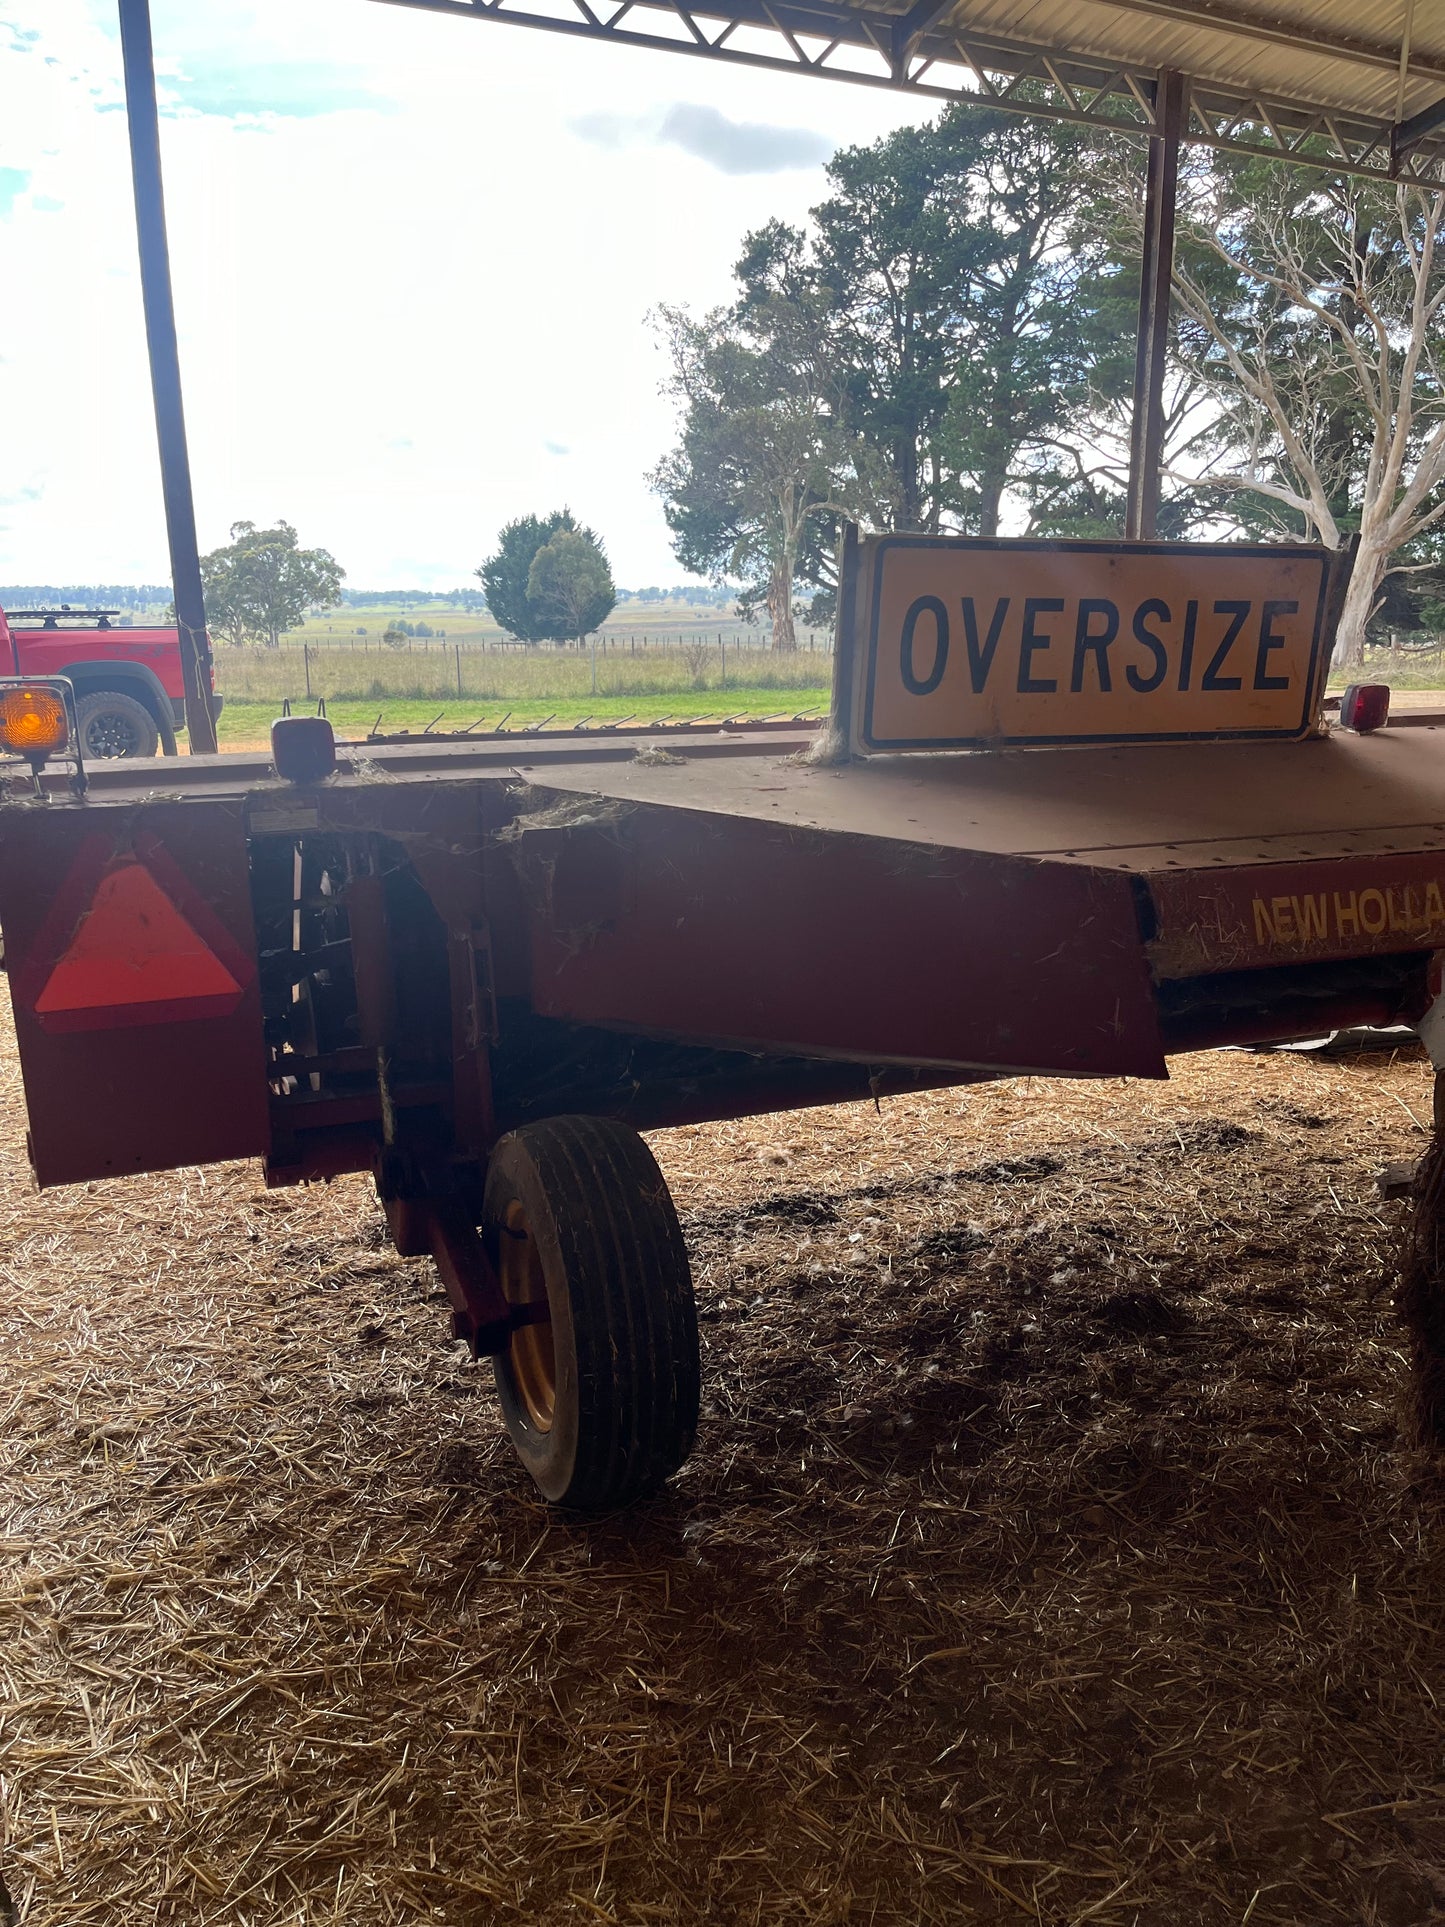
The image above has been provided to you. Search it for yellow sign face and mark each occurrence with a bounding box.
[853,537,1335,750]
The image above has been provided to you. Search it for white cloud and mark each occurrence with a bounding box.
[0,0,929,588]
[571,101,834,174]
[659,103,833,173]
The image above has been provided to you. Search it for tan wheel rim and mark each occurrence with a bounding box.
[499,1200,555,1433]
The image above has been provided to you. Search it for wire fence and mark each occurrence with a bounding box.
[273,627,834,653]
[214,639,833,706]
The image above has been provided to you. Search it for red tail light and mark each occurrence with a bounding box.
[1338,683,1391,733]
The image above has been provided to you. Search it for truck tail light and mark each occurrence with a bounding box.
[0,684,70,760]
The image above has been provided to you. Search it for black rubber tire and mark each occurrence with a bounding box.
[76,690,160,759]
[484,1115,699,1509]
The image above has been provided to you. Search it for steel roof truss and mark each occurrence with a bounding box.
[372,0,1445,180]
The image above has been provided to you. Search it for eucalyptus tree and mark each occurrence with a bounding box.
[200,521,344,649]
[651,300,857,650]
[1168,159,1445,662]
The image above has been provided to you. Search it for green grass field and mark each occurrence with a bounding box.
[210,687,829,747]
[209,638,831,741]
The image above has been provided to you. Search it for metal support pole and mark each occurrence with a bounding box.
[116,0,219,754]
[1125,68,1185,542]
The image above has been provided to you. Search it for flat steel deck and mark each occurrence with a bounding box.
[46,712,1445,875]
[511,723,1445,871]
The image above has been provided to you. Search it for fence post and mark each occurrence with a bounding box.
[303,642,311,699]
[455,642,463,698]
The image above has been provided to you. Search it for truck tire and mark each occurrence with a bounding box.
[75,690,160,760]
[484,1115,700,1509]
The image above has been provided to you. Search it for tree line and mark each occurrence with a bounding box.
[0,584,173,610]
[650,104,1445,662]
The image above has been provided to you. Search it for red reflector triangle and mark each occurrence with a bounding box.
[35,862,244,1034]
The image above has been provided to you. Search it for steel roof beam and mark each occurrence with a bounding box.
[889,0,955,80]
[1394,89,1445,172]
[370,0,1445,180]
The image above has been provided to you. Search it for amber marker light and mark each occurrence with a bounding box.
[0,686,71,762]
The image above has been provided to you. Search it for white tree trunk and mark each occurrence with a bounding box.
[1172,184,1445,665]
[767,559,797,652]
[1334,534,1391,668]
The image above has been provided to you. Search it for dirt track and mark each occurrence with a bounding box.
[2,998,1444,1926]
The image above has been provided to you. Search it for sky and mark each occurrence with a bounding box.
[0,0,933,590]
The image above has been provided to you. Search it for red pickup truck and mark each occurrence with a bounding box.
[0,606,220,757]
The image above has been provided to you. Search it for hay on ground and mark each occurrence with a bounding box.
[1,994,1443,1926]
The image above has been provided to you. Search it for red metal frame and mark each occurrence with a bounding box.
[2,710,1442,1202]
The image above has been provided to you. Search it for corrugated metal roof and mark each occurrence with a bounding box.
[925,0,1440,124]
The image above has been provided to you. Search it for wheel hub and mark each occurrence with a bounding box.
[85,715,141,758]
[498,1201,555,1432]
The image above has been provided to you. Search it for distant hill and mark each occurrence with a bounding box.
[339,589,488,611]
[0,581,737,617]
[335,585,733,611]
[621,585,735,607]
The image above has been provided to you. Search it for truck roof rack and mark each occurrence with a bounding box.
[7,609,122,629]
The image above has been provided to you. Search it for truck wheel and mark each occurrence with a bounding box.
[76,691,159,759]
[484,1115,699,1509]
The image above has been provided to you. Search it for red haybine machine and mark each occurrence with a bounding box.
[6,0,1445,1505]
[5,530,1445,1506]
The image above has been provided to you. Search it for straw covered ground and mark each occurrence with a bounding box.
[2,995,1444,1926]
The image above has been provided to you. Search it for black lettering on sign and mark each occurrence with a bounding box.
[1203,600,1250,690]
[1018,598,1063,693]
[1127,599,1170,692]
[960,596,1009,693]
[1178,599,1199,690]
[1254,599,1297,691]
[1070,599,1118,693]
[900,595,949,696]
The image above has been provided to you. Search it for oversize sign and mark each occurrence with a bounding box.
[849,536,1337,751]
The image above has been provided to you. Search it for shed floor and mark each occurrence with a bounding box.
[1,1000,1443,1926]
